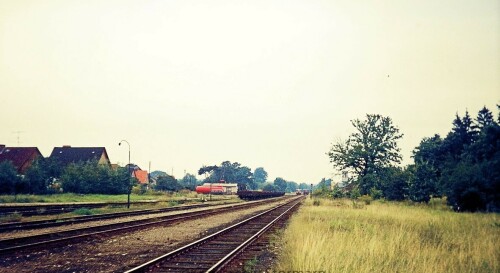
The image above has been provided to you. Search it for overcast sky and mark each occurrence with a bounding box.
[1,0,499,184]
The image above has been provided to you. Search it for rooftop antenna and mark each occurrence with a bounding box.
[12,131,24,146]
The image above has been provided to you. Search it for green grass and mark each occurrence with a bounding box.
[72,208,94,216]
[0,191,204,203]
[274,198,499,273]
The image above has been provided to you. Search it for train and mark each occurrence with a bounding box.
[195,182,238,195]
[237,190,285,200]
[195,181,285,200]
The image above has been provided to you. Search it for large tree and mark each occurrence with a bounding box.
[181,173,198,190]
[198,161,255,190]
[273,177,287,192]
[328,114,403,193]
[253,167,268,184]
[155,175,182,192]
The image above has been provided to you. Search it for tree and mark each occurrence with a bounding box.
[253,167,268,184]
[298,182,310,190]
[413,106,500,211]
[199,161,256,190]
[262,183,278,192]
[273,177,287,192]
[408,163,437,203]
[379,166,410,201]
[476,106,494,130]
[0,161,20,194]
[60,161,129,194]
[155,175,182,192]
[411,135,445,200]
[181,173,198,190]
[24,158,49,194]
[328,114,403,194]
[286,181,298,193]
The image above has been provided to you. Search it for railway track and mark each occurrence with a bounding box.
[0,202,228,233]
[0,196,291,255]
[125,195,304,273]
[0,199,197,217]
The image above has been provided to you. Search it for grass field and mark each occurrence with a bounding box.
[274,198,499,273]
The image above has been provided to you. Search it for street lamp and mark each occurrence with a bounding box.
[119,140,131,209]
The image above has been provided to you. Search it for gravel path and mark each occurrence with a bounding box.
[0,198,289,273]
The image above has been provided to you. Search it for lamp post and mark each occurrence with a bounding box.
[119,140,131,209]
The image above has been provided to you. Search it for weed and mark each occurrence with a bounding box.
[0,212,22,223]
[72,208,94,216]
[313,199,321,206]
[243,257,258,273]
[359,195,372,205]
[274,198,499,273]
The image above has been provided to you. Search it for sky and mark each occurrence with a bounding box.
[0,0,499,184]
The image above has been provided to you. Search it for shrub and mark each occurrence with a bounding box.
[359,194,373,205]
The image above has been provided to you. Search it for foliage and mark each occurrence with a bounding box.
[412,106,500,211]
[273,177,287,192]
[298,182,310,190]
[0,161,21,194]
[253,167,268,183]
[60,161,130,194]
[330,184,345,199]
[315,178,331,191]
[198,161,256,190]
[72,208,94,215]
[262,183,278,192]
[155,175,182,192]
[328,114,403,194]
[285,181,298,193]
[180,173,198,190]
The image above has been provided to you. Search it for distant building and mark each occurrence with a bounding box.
[49,146,111,167]
[0,145,43,174]
[124,164,149,184]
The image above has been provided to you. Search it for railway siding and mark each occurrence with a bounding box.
[0,196,296,273]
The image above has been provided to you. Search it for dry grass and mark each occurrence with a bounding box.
[275,198,499,273]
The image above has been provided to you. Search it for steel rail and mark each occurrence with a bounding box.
[206,198,300,272]
[0,197,284,232]
[0,197,291,255]
[124,196,304,273]
[0,202,217,232]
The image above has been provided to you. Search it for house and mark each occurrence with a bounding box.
[49,146,111,167]
[0,145,43,174]
[125,164,149,184]
[133,169,149,184]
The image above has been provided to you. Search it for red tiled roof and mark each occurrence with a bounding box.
[133,169,149,184]
[0,147,42,174]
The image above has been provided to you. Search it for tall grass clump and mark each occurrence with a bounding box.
[274,198,499,273]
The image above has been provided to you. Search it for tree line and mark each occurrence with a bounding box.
[327,105,499,212]
[0,159,130,195]
[0,156,309,195]
[197,161,310,193]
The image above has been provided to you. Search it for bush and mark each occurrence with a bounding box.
[359,194,373,205]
